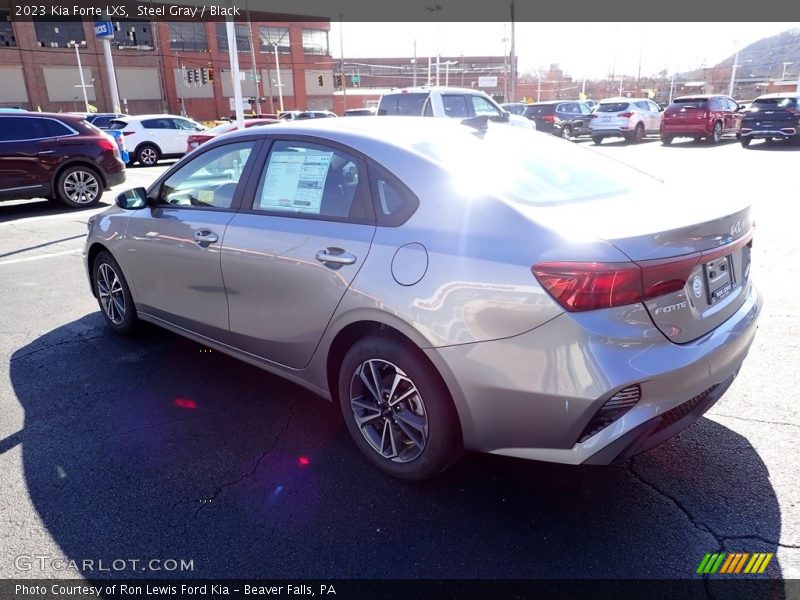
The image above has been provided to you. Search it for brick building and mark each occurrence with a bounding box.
[0,10,333,120]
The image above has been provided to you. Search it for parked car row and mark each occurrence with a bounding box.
[520,92,800,148]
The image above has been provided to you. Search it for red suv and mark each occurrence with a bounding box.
[660,95,744,145]
[0,113,126,208]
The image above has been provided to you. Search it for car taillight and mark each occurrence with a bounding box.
[532,262,644,311]
[533,233,753,312]
[618,112,633,118]
[542,115,556,123]
[97,138,115,151]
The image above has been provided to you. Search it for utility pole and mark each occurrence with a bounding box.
[728,48,739,97]
[537,70,541,102]
[339,14,347,111]
[669,72,675,103]
[273,42,284,112]
[509,1,516,102]
[782,61,793,80]
[412,39,417,87]
[172,46,186,117]
[245,0,261,115]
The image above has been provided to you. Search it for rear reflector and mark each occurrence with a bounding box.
[619,112,633,118]
[578,384,641,443]
[532,231,753,312]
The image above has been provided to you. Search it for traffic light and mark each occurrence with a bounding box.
[208,67,214,82]
[317,74,324,87]
[186,68,195,85]
[335,73,343,88]
[200,68,208,85]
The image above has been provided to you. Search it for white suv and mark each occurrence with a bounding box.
[589,98,663,144]
[108,114,206,166]
[377,87,534,129]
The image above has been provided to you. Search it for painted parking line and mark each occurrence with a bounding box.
[0,249,82,266]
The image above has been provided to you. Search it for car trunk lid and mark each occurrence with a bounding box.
[526,188,753,343]
[743,97,799,130]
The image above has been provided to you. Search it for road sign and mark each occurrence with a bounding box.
[94,22,114,40]
[351,74,361,85]
[478,76,498,88]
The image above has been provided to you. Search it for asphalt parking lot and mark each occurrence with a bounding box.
[0,137,798,585]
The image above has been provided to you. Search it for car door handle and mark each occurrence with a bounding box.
[37,150,55,155]
[193,230,219,244]
[316,248,357,265]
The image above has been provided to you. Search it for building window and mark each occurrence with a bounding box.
[34,19,85,48]
[0,11,15,47]
[215,23,251,52]
[112,21,153,50]
[168,23,209,52]
[302,29,329,55]
[259,26,289,54]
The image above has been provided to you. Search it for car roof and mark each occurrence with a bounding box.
[0,111,83,121]
[116,114,188,121]
[383,86,489,95]
[598,97,649,103]
[754,92,800,99]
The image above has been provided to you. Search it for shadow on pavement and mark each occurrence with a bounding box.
[0,200,111,224]
[8,315,786,592]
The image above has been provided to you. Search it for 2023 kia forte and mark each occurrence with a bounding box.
[84,118,761,480]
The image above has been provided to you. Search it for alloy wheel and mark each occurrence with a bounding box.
[349,359,429,463]
[97,263,126,325]
[62,170,99,205]
[139,147,158,166]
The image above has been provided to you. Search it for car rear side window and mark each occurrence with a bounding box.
[142,118,171,129]
[367,160,420,227]
[378,93,428,116]
[42,119,75,137]
[159,142,256,209]
[0,117,57,141]
[108,120,127,130]
[91,116,113,128]
[597,102,629,113]
[253,140,372,223]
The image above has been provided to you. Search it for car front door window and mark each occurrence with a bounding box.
[160,142,255,209]
[471,95,502,118]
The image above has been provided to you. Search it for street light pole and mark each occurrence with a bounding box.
[69,41,90,113]
[728,49,739,97]
[782,61,793,80]
[245,0,262,115]
[171,44,187,117]
[273,42,284,112]
[339,14,347,111]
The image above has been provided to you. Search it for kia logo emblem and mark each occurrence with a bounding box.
[730,220,744,236]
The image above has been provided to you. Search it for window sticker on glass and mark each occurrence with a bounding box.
[259,150,333,214]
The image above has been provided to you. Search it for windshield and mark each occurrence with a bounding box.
[523,105,554,118]
[597,102,630,113]
[670,98,709,109]
[412,126,658,206]
[752,97,798,110]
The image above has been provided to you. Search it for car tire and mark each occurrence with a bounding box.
[55,165,103,208]
[338,333,462,481]
[661,135,673,145]
[692,137,702,143]
[136,144,161,167]
[631,123,645,144]
[560,125,572,140]
[741,137,752,148]
[93,250,139,335]
[709,121,722,144]
[592,136,603,145]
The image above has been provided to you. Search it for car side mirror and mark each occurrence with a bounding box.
[116,187,148,210]
[500,110,510,122]
[658,106,665,112]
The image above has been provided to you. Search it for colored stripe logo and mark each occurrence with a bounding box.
[696,552,773,574]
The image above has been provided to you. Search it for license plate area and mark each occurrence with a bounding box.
[704,254,734,304]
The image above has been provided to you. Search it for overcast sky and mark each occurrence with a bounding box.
[330,22,800,79]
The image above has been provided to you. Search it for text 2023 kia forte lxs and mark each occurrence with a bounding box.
[84,118,761,480]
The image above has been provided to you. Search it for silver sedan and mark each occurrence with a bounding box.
[84,117,761,480]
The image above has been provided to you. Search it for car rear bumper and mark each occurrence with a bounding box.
[105,168,127,189]
[426,284,761,465]
[660,123,713,137]
[589,127,633,137]
[741,128,797,138]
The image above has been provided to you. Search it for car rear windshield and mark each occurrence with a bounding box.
[413,126,658,206]
[596,102,630,113]
[523,105,554,117]
[752,97,798,109]
[108,120,128,130]
[670,97,709,109]
[377,93,428,116]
